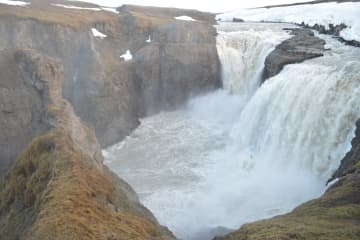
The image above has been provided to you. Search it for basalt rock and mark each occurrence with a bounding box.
[329,119,360,181]
[262,28,325,81]
[299,22,360,47]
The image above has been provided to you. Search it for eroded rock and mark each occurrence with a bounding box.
[262,28,325,81]
[0,49,175,240]
[0,2,220,175]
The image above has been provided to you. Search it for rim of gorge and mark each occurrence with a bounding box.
[0,1,359,240]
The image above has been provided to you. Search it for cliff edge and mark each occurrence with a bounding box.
[0,49,174,240]
[0,1,220,175]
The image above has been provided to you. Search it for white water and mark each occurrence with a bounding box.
[216,23,291,97]
[104,23,360,240]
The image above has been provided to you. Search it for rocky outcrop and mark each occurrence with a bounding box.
[0,49,174,240]
[262,28,325,81]
[214,121,360,240]
[330,119,360,181]
[0,1,220,175]
[299,22,360,47]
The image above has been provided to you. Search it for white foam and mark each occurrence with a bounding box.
[105,23,360,239]
[0,0,29,6]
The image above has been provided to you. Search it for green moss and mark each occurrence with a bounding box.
[328,205,360,218]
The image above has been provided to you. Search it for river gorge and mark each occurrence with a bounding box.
[104,22,360,239]
[0,1,359,240]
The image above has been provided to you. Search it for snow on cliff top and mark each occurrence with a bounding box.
[175,16,197,21]
[54,4,101,11]
[54,3,118,13]
[217,2,360,42]
[0,0,29,6]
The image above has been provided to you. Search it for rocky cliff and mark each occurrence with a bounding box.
[0,1,220,175]
[0,49,174,240]
[263,28,325,81]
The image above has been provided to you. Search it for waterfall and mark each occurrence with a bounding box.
[104,23,360,240]
[216,23,291,97]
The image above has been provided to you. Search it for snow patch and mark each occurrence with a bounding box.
[175,16,197,21]
[67,0,122,8]
[54,3,118,13]
[120,50,133,61]
[0,0,29,6]
[146,35,152,43]
[217,2,360,42]
[91,28,107,39]
[53,4,101,11]
[101,7,118,13]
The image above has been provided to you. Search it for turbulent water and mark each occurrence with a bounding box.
[104,23,360,240]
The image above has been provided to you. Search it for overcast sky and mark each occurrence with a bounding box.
[74,0,305,12]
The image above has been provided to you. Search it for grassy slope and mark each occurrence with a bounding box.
[0,127,172,240]
[0,4,117,29]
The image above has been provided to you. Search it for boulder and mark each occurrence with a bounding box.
[262,28,325,81]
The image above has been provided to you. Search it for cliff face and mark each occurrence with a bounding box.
[263,28,325,81]
[0,1,220,175]
[330,120,360,181]
[0,49,174,240]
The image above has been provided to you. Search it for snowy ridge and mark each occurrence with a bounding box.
[217,2,360,42]
[54,4,118,13]
[53,4,101,11]
[0,0,29,6]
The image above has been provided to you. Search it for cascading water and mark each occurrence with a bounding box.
[104,23,360,240]
[216,23,291,97]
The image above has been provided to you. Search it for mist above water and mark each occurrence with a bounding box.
[104,23,360,239]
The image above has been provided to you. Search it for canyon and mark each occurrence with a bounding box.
[0,1,359,240]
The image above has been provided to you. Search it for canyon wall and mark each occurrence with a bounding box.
[0,49,175,240]
[0,1,220,175]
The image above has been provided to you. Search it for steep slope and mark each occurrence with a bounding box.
[0,1,220,175]
[0,49,174,240]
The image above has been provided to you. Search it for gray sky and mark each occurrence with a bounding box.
[74,0,304,12]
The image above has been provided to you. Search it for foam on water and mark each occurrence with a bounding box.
[104,23,360,239]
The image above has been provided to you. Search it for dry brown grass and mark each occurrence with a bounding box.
[0,4,117,29]
[0,126,171,240]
